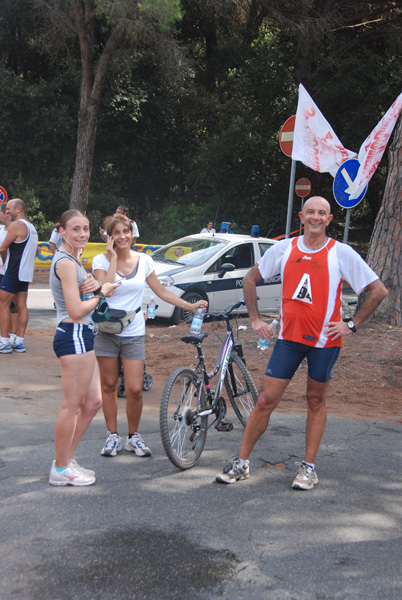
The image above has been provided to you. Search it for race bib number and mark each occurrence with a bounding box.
[292,273,312,304]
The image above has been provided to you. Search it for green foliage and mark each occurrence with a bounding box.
[9,176,53,239]
[1,0,402,245]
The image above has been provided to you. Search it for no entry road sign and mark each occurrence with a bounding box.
[295,178,311,197]
[0,186,7,203]
[333,159,367,209]
[279,116,296,157]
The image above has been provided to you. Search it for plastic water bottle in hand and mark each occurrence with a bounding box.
[190,307,204,334]
[257,319,278,351]
[148,296,156,319]
[81,292,94,301]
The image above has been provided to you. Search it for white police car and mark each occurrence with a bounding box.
[142,231,281,323]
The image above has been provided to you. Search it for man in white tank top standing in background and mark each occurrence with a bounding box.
[0,198,38,353]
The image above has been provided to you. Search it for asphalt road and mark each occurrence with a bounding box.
[0,287,400,599]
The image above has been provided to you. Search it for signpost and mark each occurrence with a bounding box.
[0,186,7,203]
[333,159,368,243]
[279,116,297,238]
[295,178,311,198]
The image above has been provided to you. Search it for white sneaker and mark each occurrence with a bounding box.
[125,433,151,457]
[101,432,123,456]
[69,459,95,478]
[0,340,12,354]
[49,462,95,486]
[9,333,16,347]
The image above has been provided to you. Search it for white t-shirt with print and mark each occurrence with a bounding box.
[92,252,154,336]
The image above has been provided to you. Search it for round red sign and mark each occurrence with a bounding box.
[0,186,7,203]
[279,116,296,157]
[295,178,311,198]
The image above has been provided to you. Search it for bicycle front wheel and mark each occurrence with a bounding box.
[160,367,208,470]
[225,352,258,427]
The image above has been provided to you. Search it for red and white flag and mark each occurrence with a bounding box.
[292,84,356,176]
[349,92,402,200]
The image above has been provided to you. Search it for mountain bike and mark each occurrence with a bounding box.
[160,299,258,470]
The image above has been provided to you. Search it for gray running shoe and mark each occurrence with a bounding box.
[101,432,123,456]
[291,463,318,490]
[125,433,151,457]
[49,462,95,486]
[216,457,250,484]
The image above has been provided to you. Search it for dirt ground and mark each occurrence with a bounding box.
[27,268,402,424]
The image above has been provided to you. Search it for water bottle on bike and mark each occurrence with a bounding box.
[257,318,278,351]
[190,307,204,334]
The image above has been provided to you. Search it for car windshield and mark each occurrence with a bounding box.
[151,237,228,267]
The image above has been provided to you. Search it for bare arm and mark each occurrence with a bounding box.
[146,271,207,313]
[326,279,388,340]
[57,259,119,321]
[0,222,19,263]
[243,265,276,341]
[93,237,118,285]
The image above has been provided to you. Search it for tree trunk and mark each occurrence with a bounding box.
[363,115,402,325]
[68,0,124,212]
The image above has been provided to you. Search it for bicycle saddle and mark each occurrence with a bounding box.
[181,333,209,344]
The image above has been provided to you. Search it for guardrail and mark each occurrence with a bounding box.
[35,242,163,269]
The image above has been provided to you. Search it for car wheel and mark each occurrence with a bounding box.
[172,291,208,325]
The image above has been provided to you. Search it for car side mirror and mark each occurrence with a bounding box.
[218,262,235,278]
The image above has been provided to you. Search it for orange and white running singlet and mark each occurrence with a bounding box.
[258,237,379,349]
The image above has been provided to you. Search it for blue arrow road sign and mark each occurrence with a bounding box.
[333,158,367,209]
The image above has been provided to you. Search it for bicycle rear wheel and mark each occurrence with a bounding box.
[224,352,258,427]
[160,367,208,470]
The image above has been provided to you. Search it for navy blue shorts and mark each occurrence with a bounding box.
[53,322,95,358]
[265,339,340,383]
[0,275,29,294]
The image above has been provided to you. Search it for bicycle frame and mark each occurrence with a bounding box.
[190,313,244,423]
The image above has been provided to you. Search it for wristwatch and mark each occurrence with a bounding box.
[347,320,357,333]
[98,291,106,299]
[93,282,102,296]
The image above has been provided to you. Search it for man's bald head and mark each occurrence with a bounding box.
[302,196,331,216]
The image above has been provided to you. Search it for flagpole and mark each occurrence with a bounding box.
[285,159,296,238]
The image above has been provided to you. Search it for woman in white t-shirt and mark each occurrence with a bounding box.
[92,214,207,458]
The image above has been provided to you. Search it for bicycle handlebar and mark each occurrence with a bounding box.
[204,298,246,321]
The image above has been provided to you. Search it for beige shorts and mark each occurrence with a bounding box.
[94,331,145,360]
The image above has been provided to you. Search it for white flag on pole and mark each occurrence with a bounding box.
[349,92,402,199]
[292,84,356,176]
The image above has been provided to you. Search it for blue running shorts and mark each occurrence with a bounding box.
[265,339,340,383]
[53,322,95,357]
[0,275,29,294]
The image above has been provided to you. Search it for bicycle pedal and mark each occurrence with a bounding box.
[216,420,233,432]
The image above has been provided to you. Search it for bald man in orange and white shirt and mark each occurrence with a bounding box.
[217,196,388,490]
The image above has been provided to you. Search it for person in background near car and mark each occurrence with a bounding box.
[48,222,63,255]
[92,213,207,459]
[200,220,216,234]
[216,196,388,490]
[99,205,139,247]
[0,199,38,354]
[0,204,19,340]
[48,209,120,487]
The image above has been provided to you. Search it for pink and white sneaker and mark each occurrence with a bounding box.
[49,461,95,486]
